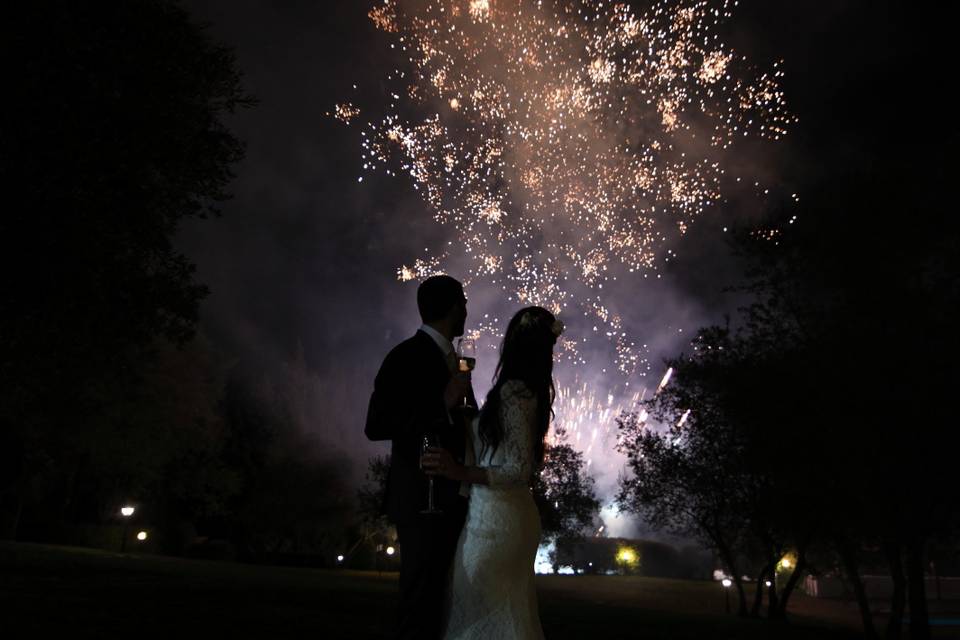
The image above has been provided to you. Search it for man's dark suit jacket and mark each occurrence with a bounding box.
[365,330,467,523]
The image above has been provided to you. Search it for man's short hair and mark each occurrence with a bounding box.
[417,275,464,323]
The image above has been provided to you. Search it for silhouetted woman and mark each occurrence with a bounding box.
[423,305,562,639]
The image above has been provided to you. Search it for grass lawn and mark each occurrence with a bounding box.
[0,540,950,638]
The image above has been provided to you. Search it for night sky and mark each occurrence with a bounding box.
[176,0,923,537]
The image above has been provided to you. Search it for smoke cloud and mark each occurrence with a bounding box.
[178,0,824,539]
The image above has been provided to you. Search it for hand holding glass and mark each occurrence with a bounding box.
[456,338,477,410]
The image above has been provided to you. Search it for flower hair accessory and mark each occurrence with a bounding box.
[551,319,564,338]
[518,310,564,337]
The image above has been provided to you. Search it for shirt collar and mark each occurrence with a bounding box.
[419,324,455,358]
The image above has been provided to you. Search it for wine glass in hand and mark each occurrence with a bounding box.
[420,433,442,514]
[456,337,477,410]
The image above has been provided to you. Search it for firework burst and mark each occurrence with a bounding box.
[339,0,794,378]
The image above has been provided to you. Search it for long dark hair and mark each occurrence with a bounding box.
[477,306,558,472]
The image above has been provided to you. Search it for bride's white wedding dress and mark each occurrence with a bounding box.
[443,380,545,639]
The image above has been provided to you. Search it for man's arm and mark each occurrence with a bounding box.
[365,349,410,441]
[364,346,451,442]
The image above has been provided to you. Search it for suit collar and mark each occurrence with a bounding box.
[418,324,455,359]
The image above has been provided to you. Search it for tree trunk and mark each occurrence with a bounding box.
[2,473,28,541]
[10,490,23,540]
[767,569,781,617]
[776,544,808,619]
[733,575,749,617]
[883,538,906,640]
[2,488,25,541]
[836,534,878,639]
[714,539,748,616]
[751,562,773,617]
[905,536,931,640]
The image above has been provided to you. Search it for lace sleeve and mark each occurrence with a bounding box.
[486,381,536,489]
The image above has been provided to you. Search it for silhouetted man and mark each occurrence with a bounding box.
[365,275,474,639]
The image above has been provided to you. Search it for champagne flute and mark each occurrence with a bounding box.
[420,433,442,514]
[456,337,477,410]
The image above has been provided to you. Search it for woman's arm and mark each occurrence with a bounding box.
[484,382,536,489]
[424,382,536,488]
[421,448,490,485]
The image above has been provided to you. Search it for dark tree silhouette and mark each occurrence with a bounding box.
[92,334,241,553]
[727,171,959,640]
[616,380,756,617]
[0,0,253,540]
[618,158,958,635]
[218,367,351,564]
[350,454,396,566]
[357,455,391,535]
[533,431,601,572]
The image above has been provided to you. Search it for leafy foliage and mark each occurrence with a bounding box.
[616,161,960,629]
[0,0,253,540]
[533,437,601,546]
[357,455,393,541]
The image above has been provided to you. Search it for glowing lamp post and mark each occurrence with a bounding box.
[775,555,794,591]
[615,546,638,575]
[377,545,396,576]
[136,531,148,542]
[721,578,733,614]
[336,554,344,564]
[119,505,136,553]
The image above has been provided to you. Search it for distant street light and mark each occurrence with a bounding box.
[119,505,136,553]
[765,580,772,587]
[136,531,148,541]
[337,554,344,563]
[386,546,396,556]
